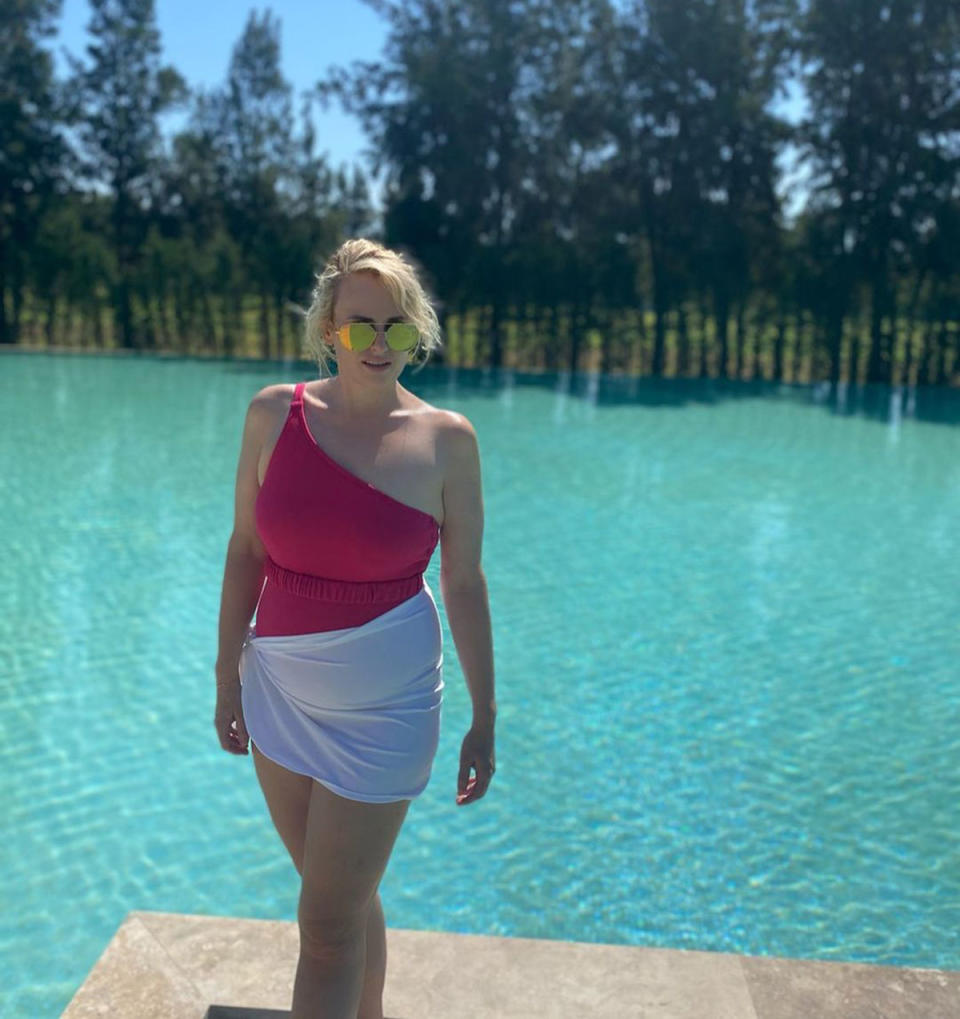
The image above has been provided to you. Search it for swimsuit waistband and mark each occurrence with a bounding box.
[244,577,437,652]
[264,554,425,604]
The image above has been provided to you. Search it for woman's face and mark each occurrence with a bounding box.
[325,272,411,382]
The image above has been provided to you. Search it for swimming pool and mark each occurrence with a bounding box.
[2,352,958,1016]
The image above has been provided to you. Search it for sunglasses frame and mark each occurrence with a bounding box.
[336,321,420,353]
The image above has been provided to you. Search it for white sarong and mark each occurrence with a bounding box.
[239,582,444,803]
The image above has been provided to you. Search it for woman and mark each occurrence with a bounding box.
[213,237,496,1019]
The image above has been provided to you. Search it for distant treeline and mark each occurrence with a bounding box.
[3,0,959,385]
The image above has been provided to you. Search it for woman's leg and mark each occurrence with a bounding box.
[358,890,387,1019]
[251,742,313,870]
[292,777,411,1019]
[251,742,391,1017]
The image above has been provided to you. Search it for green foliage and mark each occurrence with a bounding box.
[3,0,959,386]
[0,0,65,342]
[799,0,960,381]
[64,0,187,347]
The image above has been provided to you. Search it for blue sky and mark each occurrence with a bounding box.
[53,0,808,216]
[54,0,388,175]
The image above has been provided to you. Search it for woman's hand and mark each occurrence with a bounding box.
[456,724,495,805]
[214,674,249,755]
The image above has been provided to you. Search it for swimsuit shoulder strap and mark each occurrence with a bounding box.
[291,381,306,407]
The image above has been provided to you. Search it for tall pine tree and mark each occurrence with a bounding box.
[68,0,184,347]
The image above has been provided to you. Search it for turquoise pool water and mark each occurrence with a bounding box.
[2,351,958,1016]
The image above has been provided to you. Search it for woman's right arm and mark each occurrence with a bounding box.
[214,391,273,689]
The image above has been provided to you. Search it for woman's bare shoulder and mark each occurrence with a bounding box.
[247,382,296,424]
[250,381,296,410]
[412,403,479,471]
[408,395,476,437]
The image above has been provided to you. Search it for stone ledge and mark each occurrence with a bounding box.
[62,910,960,1019]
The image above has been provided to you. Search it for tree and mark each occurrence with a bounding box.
[0,0,65,343]
[68,0,185,347]
[319,0,550,369]
[206,9,294,358]
[605,0,795,377]
[799,0,960,383]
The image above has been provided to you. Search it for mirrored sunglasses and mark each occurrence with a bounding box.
[337,321,420,352]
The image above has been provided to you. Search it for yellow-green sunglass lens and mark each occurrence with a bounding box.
[339,322,419,352]
[339,323,374,351]
[385,323,419,350]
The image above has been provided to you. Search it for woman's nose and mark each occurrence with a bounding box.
[370,328,390,352]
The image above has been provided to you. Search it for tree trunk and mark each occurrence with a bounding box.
[543,304,557,372]
[825,308,843,386]
[569,302,586,374]
[115,276,134,348]
[652,293,667,377]
[923,318,940,385]
[935,319,949,386]
[714,289,730,380]
[152,295,167,350]
[173,288,188,354]
[259,290,271,360]
[11,266,24,343]
[902,269,928,387]
[140,287,157,349]
[488,297,503,371]
[45,293,57,346]
[911,316,929,386]
[162,290,177,350]
[94,298,105,347]
[0,255,10,344]
[599,306,615,375]
[228,291,244,357]
[866,278,895,384]
[732,300,745,380]
[201,289,217,352]
[697,297,711,378]
[634,300,650,375]
[677,301,692,377]
[275,293,286,360]
[523,302,537,371]
[773,306,787,383]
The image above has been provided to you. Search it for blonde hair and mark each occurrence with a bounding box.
[303,237,444,376]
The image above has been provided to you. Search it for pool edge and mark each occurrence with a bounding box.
[61,909,960,1018]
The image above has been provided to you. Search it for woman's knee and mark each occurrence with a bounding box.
[295,783,410,956]
[297,889,372,960]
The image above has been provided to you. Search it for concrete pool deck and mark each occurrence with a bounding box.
[62,910,960,1018]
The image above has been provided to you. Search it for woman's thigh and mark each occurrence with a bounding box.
[251,741,314,874]
[297,780,411,948]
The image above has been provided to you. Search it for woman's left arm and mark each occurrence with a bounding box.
[438,412,496,805]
